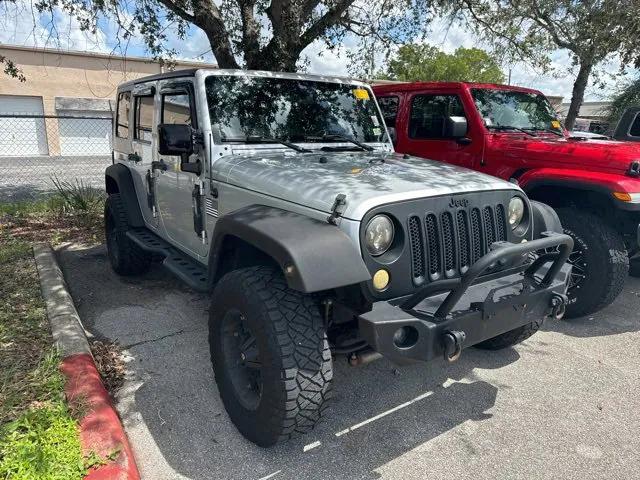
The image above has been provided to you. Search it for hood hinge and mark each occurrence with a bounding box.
[327,194,347,225]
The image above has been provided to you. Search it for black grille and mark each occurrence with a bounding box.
[407,203,507,284]
[457,211,470,270]
[408,216,425,280]
[470,208,483,263]
[441,212,456,273]
[496,204,506,241]
[425,214,440,275]
[483,206,496,248]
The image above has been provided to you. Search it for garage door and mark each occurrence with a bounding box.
[0,95,48,156]
[58,114,112,156]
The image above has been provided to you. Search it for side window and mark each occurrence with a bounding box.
[409,94,465,139]
[134,95,154,142]
[378,96,399,128]
[161,93,192,125]
[116,92,130,138]
[630,113,640,138]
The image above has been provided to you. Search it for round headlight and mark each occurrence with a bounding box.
[508,197,525,229]
[365,215,394,256]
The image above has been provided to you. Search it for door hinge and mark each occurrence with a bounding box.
[327,194,347,225]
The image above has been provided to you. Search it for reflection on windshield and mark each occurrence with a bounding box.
[471,89,562,132]
[204,75,385,144]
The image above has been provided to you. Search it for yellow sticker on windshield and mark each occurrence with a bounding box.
[353,88,370,100]
[551,120,561,129]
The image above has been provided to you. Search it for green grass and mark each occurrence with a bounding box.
[0,225,86,478]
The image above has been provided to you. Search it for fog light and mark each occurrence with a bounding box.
[372,269,390,291]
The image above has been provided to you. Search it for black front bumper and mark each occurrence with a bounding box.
[358,232,573,365]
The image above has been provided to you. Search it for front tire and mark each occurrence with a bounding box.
[209,266,332,447]
[554,208,627,318]
[104,194,151,276]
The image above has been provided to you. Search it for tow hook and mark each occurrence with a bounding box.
[442,330,466,362]
[550,293,568,320]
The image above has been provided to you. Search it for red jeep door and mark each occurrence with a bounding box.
[398,91,480,168]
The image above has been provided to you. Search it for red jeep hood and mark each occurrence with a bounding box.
[495,134,640,174]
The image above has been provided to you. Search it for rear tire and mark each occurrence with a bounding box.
[209,266,332,447]
[475,320,542,350]
[555,208,627,318]
[104,194,151,276]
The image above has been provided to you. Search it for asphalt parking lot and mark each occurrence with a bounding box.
[57,243,640,480]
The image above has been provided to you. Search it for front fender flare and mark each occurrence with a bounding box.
[209,205,371,293]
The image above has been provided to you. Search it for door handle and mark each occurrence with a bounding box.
[456,137,472,146]
[128,152,142,163]
[151,160,168,171]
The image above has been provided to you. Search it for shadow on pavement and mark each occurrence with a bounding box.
[54,242,640,479]
[541,275,640,339]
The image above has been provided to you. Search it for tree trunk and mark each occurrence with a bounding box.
[565,62,593,131]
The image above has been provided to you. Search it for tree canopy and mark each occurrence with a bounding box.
[381,43,505,83]
[443,0,640,129]
[607,77,640,126]
[2,0,433,73]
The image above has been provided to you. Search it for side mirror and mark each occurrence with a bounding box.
[387,126,397,146]
[445,116,468,138]
[158,124,193,156]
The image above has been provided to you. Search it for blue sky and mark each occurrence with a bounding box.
[0,1,635,102]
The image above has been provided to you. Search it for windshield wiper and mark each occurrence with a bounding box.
[523,127,564,137]
[303,134,374,152]
[221,135,312,153]
[487,125,537,137]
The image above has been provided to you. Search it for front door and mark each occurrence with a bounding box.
[400,92,478,168]
[154,81,208,258]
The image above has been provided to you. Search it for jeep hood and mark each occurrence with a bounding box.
[213,150,517,220]
[495,134,640,174]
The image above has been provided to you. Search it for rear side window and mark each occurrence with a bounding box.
[378,96,399,128]
[409,94,465,139]
[134,95,154,142]
[161,93,192,125]
[630,113,640,138]
[116,92,130,138]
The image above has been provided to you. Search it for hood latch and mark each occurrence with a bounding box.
[327,194,347,225]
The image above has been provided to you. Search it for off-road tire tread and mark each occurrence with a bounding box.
[474,320,542,350]
[556,208,627,318]
[104,193,151,276]
[209,266,332,446]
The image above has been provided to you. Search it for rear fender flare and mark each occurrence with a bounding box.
[105,163,144,227]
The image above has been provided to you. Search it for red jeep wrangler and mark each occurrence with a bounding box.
[373,82,640,318]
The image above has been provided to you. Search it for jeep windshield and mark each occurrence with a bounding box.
[471,88,564,135]
[204,75,386,147]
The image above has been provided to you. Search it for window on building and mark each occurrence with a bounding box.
[116,92,131,138]
[377,96,399,128]
[409,94,465,139]
[630,113,640,138]
[134,95,154,142]
[161,93,192,125]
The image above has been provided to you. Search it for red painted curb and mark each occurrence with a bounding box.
[61,353,140,480]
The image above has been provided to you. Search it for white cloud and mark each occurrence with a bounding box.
[0,1,109,53]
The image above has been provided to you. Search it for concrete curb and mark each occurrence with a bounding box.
[33,244,141,480]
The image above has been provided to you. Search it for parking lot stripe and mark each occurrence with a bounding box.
[334,390,434,437]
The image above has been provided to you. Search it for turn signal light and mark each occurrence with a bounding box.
[613,192,632,202]
[372,269,390,291]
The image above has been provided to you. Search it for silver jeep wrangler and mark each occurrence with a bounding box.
[105,69,572,447]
